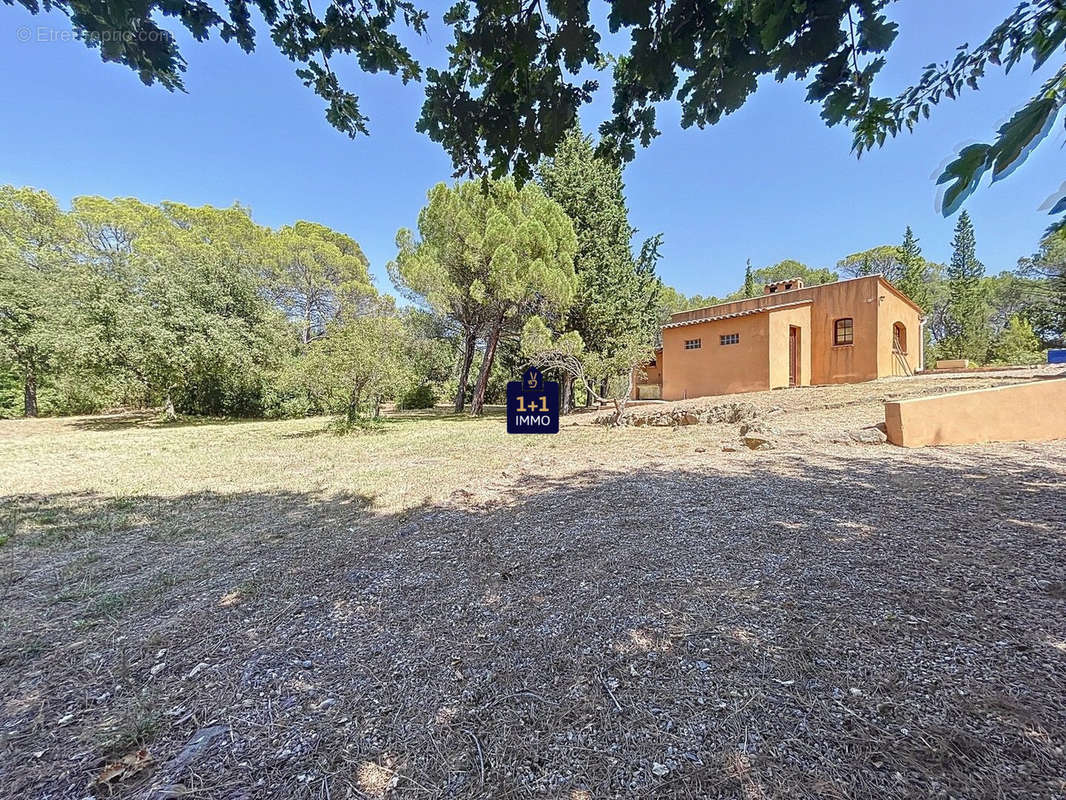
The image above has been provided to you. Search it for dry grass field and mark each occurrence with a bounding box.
[1,371,1065,799]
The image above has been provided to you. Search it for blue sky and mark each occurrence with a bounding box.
[0,1,1060,299]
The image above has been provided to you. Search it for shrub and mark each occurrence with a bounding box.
[401,383,437,409]
[988,316,1044,365]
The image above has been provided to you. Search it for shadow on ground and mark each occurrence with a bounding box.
[67,411,270,432]
[385,405,509,423]
[66,406,511,435]
[1,450,1064,799]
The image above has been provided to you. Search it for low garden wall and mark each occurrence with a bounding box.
[884,377,1066,447]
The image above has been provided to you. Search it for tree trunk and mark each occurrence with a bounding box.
[454,329,477,413]
[611,370,635,426]
[470,315,504,416]
[560,374,573,415]
[23,369,38,418]
[163,389,177,422]
[347,393,361,423]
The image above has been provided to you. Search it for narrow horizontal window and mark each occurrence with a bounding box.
[834,318,854,345]
[720,334,740,345]
[684,338,701,350]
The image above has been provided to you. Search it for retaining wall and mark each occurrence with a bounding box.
[884,378,1066,447]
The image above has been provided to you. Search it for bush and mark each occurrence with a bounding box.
[401,383,437,409]
[988,316,1044,365]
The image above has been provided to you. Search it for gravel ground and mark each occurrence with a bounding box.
[609,365,1065,432]
[1,374,1064,799]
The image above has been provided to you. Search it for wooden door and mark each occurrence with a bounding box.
[789,326,799,387]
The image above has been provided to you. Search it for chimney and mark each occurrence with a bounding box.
[763,277,805,295]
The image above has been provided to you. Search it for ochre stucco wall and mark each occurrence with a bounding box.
[645,360,662,385]
[876,283,923,375]
[884,378,1066,447]
[767,305,812,389]
[667,276,923,388]
[634,356,662,386]
[807,278,880,384]
[661,313,770,400]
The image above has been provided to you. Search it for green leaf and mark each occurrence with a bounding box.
[857,14,898,52]
[989,97,1059,182]
[937,143,993,217]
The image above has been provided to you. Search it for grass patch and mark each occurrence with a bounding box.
[326,415,389,435]
[90,591,130,618]
[94,697,161,755]
[0,410,636,517]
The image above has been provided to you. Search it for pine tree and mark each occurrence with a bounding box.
[743,259,755,298]
[538,129,662,353]
[943,211,989,361]
[392,179,577,416]
[897,226,929,311]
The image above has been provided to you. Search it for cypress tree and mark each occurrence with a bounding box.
[897,225,929,311]
[944,211,988,361]
[538,127,662,406]
[743,259,756,297]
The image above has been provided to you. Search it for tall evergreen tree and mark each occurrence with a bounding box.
[943,211,988,361]
[537,128,662,407]
[743,259,755,298]
[898,226,929,311]
[390,201,489,414]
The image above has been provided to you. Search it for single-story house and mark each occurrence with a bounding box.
[634,274,923,401]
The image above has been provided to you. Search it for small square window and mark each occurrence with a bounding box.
[834,318,854,345]
[720,333,740,345]
[684,338,701,350]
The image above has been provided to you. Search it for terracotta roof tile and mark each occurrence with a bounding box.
[662,299,813,330]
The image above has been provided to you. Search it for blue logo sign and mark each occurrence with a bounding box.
[506,367,559,434]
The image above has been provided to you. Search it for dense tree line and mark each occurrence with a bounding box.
[4,167,1065,421]
[0,187,448,419]
[1,148,661,421]
[834,214,1063,366]
[388,128,666,417]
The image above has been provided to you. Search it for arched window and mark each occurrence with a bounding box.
[893,322,907,353]
[834,318,854,345]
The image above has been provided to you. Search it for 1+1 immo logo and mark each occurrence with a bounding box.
[506,367,559,434]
